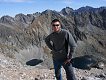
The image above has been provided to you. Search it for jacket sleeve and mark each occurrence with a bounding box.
[45,35,53,50]
[66,31,77,59]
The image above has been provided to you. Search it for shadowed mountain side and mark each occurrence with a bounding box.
[72,55,98,69]
[26,59,43,66]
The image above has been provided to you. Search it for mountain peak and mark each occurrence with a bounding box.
[0,15,14,24]
[41,9,53,15]
[60,7,73,15]
[77,6,94,12]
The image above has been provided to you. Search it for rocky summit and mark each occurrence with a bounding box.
[0,6,106,80]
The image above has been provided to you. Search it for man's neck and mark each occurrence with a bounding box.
[54,29,61,33]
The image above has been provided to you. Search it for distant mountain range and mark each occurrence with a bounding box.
[0,6,106,68]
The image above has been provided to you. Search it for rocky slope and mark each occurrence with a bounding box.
[0,6,106,79]
[0,53,106,80]
[0,52,54,80]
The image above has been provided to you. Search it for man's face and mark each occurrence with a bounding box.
[52,21,61,32]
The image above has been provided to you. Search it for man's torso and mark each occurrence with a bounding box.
[50,29,68,60]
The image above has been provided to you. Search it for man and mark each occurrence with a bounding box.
[45,19,77,80]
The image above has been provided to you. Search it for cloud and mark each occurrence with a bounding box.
[0,0,35,3]
[62,0,72,4]
[102,0,106,1]
[96,0,106,2]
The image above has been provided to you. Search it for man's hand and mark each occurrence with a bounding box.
[64,59,71,65]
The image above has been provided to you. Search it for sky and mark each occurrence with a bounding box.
[0,0,106,17]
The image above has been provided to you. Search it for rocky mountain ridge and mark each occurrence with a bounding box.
[0,6,106,79]
[0,6,106,80]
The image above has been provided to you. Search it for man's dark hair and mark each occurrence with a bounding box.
[51,19,61,24]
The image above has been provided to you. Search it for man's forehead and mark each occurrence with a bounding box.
[52,22,60,24]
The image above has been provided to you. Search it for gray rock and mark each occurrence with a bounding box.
[96,73,106,78]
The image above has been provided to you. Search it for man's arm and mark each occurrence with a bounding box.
[45,35,53,50]
[66,31,77,59]
[64,31,77,64]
